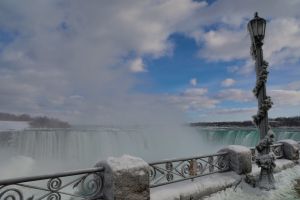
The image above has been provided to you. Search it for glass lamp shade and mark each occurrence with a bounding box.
[248,12,266,42]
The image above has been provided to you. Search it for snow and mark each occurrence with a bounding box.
[151,171,241,200]
[205,165,300,200]
[224,145,251,152]
[107,154,149,171]
[150,159,297,200]
[0,121,29,131]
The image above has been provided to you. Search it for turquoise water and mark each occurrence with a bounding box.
[197,127,300,148]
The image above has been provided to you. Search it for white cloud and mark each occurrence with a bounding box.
[212,107,256,115]
[129,58,147,73]
[1,0,299,123]
[188,0,300,77]
[217,89,254,102]
[286,81,300,90]
[189,78,197,86]
[215,87,300,113]
[0,0,205,123]
[169,88,219,111]
[221,78,236,87]
[270,89,300,106]
[199,29,249,61]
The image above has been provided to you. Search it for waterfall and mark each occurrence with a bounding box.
[0,125,215,168]
[199,127,300,147]
[0,125,299,177]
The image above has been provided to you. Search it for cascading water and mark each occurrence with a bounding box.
[198,127,300,147]
[0,124,217,177]
[0,125,299,179]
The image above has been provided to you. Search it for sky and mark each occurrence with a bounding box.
[0,0,299,124]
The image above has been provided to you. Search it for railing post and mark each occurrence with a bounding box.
[95,155,150,200]
[218,145,252,175]
[278,140,300,161]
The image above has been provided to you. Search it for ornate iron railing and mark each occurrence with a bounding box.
[148,152,229,188]
[0,167,104,200]
[250,143,284,162]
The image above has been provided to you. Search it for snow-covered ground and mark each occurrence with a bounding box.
[205,165,300,200]
[151,159,297,200]
[0,121,29,131]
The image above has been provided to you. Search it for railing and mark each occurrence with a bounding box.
[250,143,284,162]
[0,167,104,200]
[148,152,229,188]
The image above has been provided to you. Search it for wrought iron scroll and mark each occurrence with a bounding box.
[149,152,229,188]
[0,167,104,200]
[250,143,284,162]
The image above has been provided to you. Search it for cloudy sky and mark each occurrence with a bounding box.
[0,0,299,124]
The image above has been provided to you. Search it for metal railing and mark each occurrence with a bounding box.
[250,143,284,162]
[0,167,104,200]
[148,152,229,188]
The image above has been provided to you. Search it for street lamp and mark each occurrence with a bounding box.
[248,12,266,45]
[248,12,275,190]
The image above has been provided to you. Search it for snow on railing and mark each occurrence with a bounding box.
[148,152,229,188]
[0,167,104,200]
[250,143,284,162]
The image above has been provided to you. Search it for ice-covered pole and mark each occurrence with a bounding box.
[248,12,272,141]
[248,12,275,190]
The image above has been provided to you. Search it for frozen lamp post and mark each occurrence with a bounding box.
[248,12,275,190]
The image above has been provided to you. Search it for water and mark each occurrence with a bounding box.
[0,126,299,174]
[0,125,216,177]
[0,125,300,198]
[198,126,300,147]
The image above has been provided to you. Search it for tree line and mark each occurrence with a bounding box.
[191,116,300,127]
[0,112,70,128]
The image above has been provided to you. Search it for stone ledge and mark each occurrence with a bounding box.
[95,155,150,200]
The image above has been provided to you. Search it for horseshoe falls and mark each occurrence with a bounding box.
[198,127,300,147]
[0,125,299,178]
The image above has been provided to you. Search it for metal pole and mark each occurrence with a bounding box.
[249,12,275,190]
[254,44,269,140]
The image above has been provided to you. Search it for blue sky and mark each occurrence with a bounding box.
[0,0,299,124]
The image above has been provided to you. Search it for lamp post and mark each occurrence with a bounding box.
[248,12,275,190]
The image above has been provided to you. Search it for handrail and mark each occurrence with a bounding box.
[149,152,227,165]
[250,143,284,162]
[0,167,105,200]
[149,152,229,188]
[149,142,288,188]
[0,167,104,186]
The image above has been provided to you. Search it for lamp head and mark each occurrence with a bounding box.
[248,12,266,44]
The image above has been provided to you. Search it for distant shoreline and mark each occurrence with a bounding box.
[191,116,300,127]
[0,112,71,128]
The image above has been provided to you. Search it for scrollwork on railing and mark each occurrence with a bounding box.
[0,167,104,200]
[250,143,284,162]
[149,152,229,188]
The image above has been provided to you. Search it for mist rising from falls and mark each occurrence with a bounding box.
[0,126,299,178]
[0,125,216,176]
